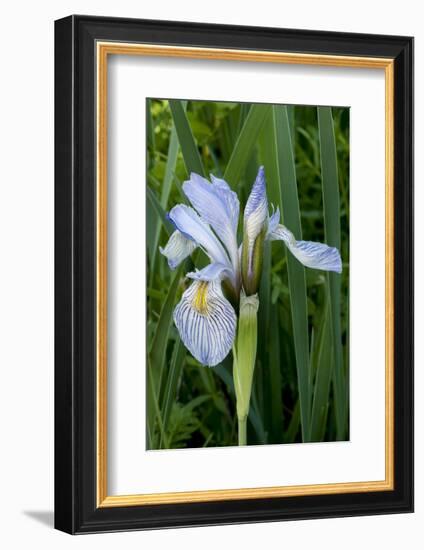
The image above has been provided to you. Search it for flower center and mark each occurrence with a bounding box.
[192,281,209,314]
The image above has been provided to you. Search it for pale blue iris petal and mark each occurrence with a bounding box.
[159,230,197,269]
[292,241,342,273]
[270,224,342,273]
[209,174,240,232]
[244,166,268,228]
[186,262,232,282]
[168,204,230,267]
[183,173,239,267]
[173,279,236,367]
[210,174,231,192]
[268,224,294,244]
[267,206,280,237]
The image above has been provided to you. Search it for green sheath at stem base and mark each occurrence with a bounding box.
[233,292,259,446]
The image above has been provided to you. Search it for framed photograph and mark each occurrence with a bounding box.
[54,15,413,533]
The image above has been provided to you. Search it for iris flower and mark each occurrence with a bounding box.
[160,166,342,368]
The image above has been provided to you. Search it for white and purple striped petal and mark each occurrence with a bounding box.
[173,278,236,367]
[270,224,342,273]
[243,166,268,244]
[159,230,197,270]
[241,166,269,293]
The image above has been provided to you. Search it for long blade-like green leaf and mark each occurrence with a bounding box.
[237,102,252,135]
[169,99,205,177]
[310,292,333,441]
[286,399,300,443]
[255,239,271,422]
[147,356,169,449]
[146,98,156,151]
[160,337,186,448]
[318,106,346,440]
[258,117,286,441]
[146,356,155,449]
[160,101,188,209]
[151,124,178,276]
[148,263,185,404]
[268,307,283,442]
[146,185,174,236]
[224,104,271,189]
[146,195,157,266]
[161,131,180,207]
[273,105,311,442]
[258,109,282,207]
[149,104,186,285]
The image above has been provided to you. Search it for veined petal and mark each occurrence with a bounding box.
[243,166,268,242]
[267,206,280,236]
[168,204,231,268]
[183,173,239,268]
[159,230,197,269]
[241,166,268,294]
[209,174,231,192]
[187,262,232,282]
[210,174,240,232]
[270,224,342,273]
[173,279,237,367]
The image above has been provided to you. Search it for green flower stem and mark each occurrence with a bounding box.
[238,416,247,446]
[233,292,259,446]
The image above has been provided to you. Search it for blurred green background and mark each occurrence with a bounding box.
[146,99,349,450]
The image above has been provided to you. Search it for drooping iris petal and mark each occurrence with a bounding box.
[168,204,231,268]
[159,230,197,269]
[173,279,237,367]
[183,173,239,269]
[270,224,342,273]
[186,262,232,282]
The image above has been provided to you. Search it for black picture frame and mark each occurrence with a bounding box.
[55,14,414,534]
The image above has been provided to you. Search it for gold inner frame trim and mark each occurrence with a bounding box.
[96,42,395,508]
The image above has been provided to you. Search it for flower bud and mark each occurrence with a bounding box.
[233,292,259,423]
[241,226,266,295]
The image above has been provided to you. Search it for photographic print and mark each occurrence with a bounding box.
[146,99,349,450]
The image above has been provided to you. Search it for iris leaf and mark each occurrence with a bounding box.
[148,262,185,426]
[146,186,174,236]
[310,291,333,441]
[272,105,311,442]
[318,106,347,440]
[286,399,300,443]
[169,99,206,177]
[147,357,168,449]
[160,337,186,448]
[149,102,187,286]
[268,307,283,442]
[259,107,310,442]
[146,98,156,151]
[161,101,188,208]
[224,104,271,189]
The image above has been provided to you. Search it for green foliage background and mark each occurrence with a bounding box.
[146,99,349,449]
